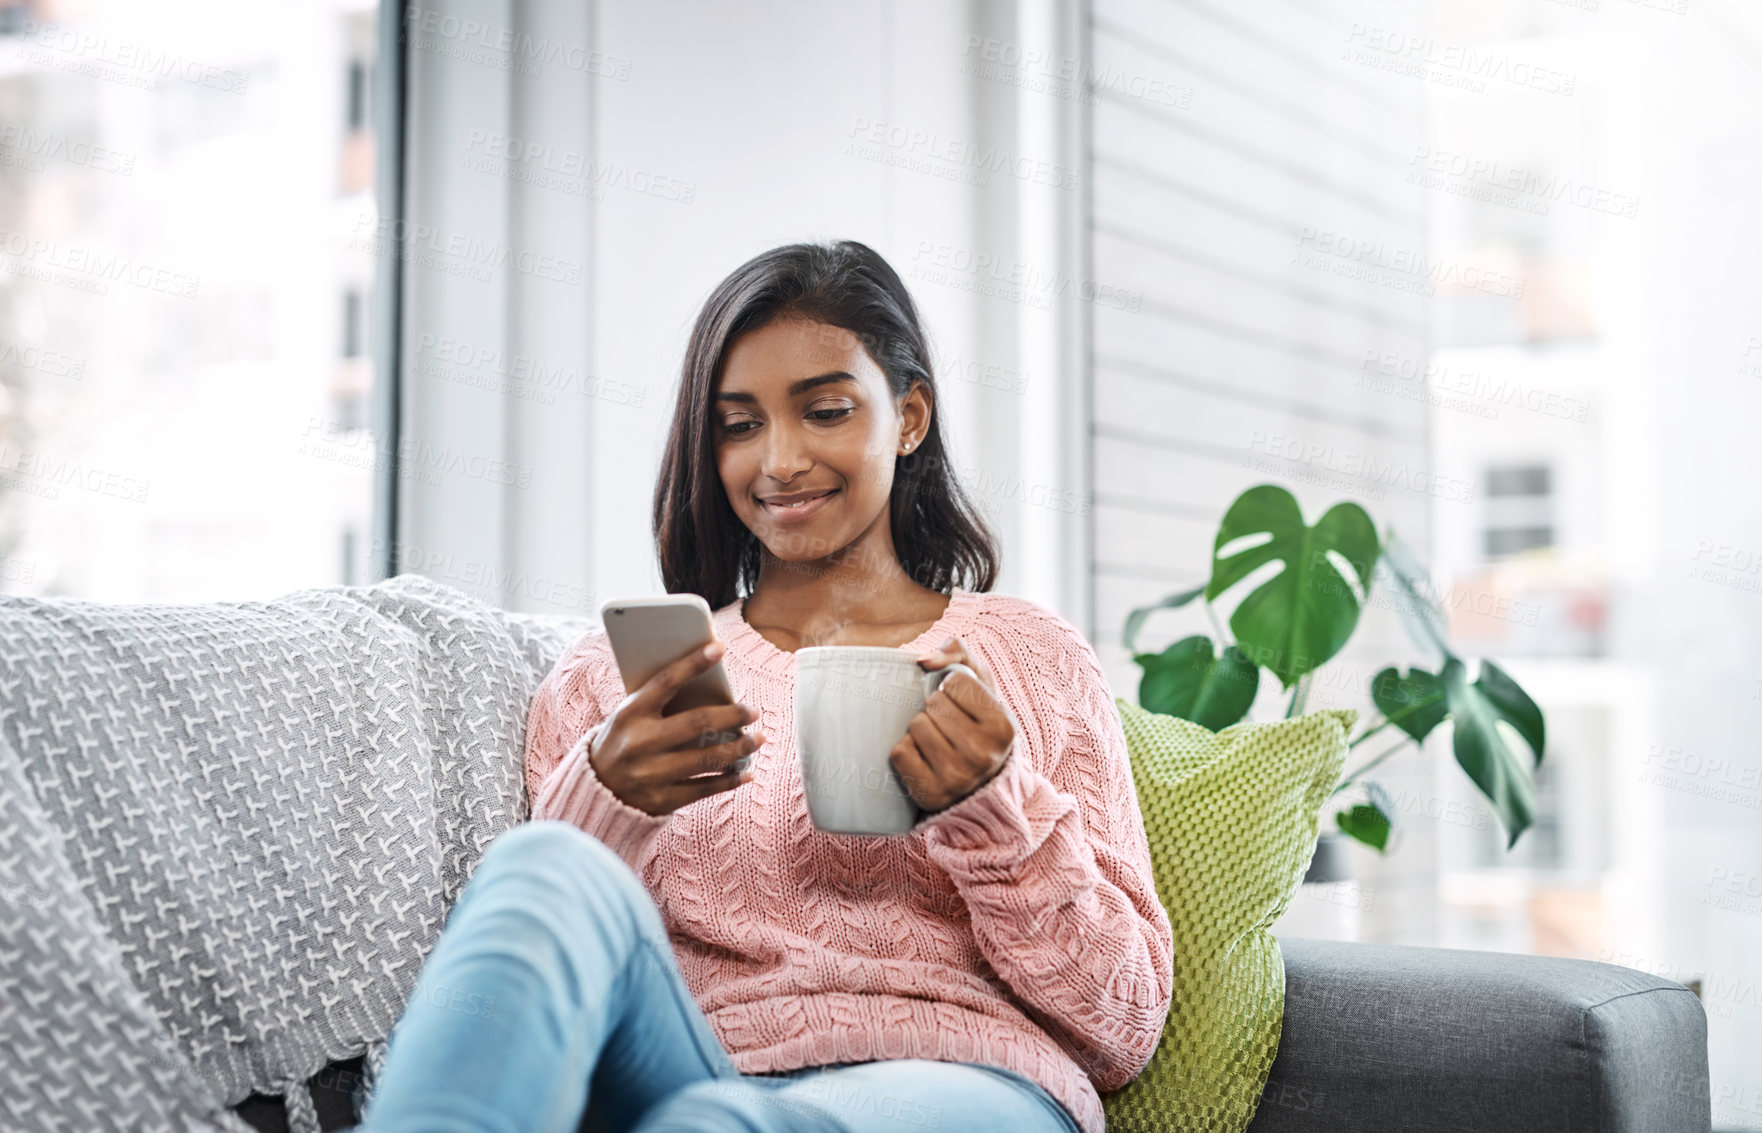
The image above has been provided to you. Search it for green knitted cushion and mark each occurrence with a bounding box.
[1101,702,1355,1133]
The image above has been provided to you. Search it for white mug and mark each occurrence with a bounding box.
[794,647,976,836]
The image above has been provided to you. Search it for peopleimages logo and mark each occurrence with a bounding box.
[372,538,598,613]
[1640,743,1761,810]
[1342,24,1577,96]
[1245,431,1477,503]
[0,340,85,380]
[1308,572,1540,629]
[1741,335,1762,380]
[1407,146,1640,219]
[909,240,1142,311]
[0,228,200,299]
[0,443,150,503]
[1687,538,1762,596]
[0,124,136,176]
[421,983,496,1020]
[846,117,1078,191]
[349,214,584,285]
[958,35,1193,108]
[1359,349,1589,423]
[413,333,646,408]
[1705,867,1762,919]
[16,19,250,94]
[1294,228,1524,299]
[299,417,536,489]
[461,130,696,204]
[403,6,633,80]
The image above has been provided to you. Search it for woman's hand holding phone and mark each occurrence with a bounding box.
[589,640,763,817]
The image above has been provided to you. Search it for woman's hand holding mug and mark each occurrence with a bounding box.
[589,641,762,817]
[891,637,1017,814]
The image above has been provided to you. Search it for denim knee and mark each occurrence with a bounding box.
[478,821,636,890]
[470,821,660,933]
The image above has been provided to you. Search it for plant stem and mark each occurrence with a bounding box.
[1333,738,1414,795]
[1286,672,1312,718]
[1203,599,1230,648]
[1350,718,1393,748]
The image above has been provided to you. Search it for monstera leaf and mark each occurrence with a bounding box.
[1122,583,1206,653]
[1370,666,1448,742]
[1135,635,1259,731]
[1336,781,1397,851]
[1205,485,1380,688]
[1378,532,1451,666]
[1443,659,1547,849]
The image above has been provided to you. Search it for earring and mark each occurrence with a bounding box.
[903,441,912,452]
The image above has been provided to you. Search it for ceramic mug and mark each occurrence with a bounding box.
[794,646,976,836]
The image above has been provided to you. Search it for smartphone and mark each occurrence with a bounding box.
[599,594,747,771]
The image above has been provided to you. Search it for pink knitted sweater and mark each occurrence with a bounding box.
[522,586,1175,1133]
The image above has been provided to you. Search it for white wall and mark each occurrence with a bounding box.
[1086,0,1438,941]
[393,0,1091,629]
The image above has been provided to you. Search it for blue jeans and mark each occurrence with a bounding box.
[356,821,1082,1133]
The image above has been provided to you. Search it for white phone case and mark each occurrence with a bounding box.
[599,594,747,771]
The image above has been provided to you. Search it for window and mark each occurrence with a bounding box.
[340,524,358,587]
[0,1,383,601]
[1482,464,1554,559]
[1471,743,1564,871]
[342,289,365,359]
[330,287,368,431]
[346,59,369,134]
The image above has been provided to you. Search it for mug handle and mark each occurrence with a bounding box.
[921,661,976,702]
[905,661,980,833]
[921,661,1020,758]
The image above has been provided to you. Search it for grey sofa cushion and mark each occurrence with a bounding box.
[0,728,244,1133]
[0,576,591,1132]
[1246,937,1712,1132]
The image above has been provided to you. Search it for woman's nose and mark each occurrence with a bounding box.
[759,424,811,482]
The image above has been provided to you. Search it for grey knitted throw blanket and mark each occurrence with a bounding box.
[0,575,590,1133]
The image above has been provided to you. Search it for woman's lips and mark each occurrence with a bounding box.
[758,488,838,522]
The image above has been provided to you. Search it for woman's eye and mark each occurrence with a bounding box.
[722,407,850,435]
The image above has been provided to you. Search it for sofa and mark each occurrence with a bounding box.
[0,576,1711,1133]
[230,941,1714,1133]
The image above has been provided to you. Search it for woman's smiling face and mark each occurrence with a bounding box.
[713,317,929,566]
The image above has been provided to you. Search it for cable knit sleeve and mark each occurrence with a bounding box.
[522,634,671,873]
[914,608,1175,1092]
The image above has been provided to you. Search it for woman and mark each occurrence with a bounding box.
[359,241,1173,1133]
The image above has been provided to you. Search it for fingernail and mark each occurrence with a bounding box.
[704,641,722,659]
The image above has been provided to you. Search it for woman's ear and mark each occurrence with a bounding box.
[898,381,932,451]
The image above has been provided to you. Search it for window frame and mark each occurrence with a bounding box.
[368,0,408,583]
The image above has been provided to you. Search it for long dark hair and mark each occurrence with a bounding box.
[653,240,1000,609]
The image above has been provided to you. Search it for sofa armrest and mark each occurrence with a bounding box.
[1246,937,1710,1133]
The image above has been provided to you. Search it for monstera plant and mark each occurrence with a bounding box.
[1123,483,1547,852]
